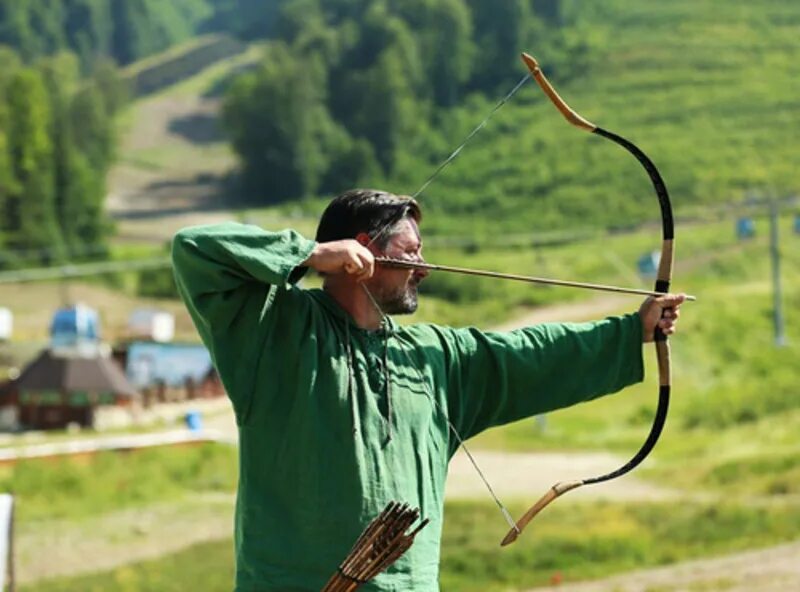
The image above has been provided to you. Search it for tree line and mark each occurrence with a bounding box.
[221,0,583,203]
[0,0,282,69]
[0,50,125,268]
[0,0,581,258]
[0,0,279,268]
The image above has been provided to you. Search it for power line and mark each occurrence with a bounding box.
[0,243,117,261]
[0,258,171,284]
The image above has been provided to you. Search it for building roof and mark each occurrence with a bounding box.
[14,349,139,398]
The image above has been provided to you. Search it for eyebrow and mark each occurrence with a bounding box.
[401,236,421,250]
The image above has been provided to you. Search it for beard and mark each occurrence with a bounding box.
[375,280,420,315]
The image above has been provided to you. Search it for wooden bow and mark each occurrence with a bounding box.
[499,53,677,546]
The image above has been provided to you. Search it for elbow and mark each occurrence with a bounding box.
[171,226,208,262]
[171,231,189,268]
[171,227,205,279]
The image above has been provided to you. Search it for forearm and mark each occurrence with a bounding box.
[172,223,315,291]
[445,314,644,439]
[172,222,316,333]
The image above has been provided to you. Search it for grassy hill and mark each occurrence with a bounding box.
[387,0,800,236]
[105,0,800,242]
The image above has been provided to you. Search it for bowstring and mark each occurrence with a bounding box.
[361,284,518,532]
[366,73,531,250]
[360,73,532,532]
[411,73,531,201]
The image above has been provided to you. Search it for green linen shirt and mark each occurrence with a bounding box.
[171,222,644,592]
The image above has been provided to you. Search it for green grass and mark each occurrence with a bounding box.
[119,142,235,174]
[26,499,800,592]
[0,443,237,523]
[160,43,265,99]
[439,500,800,591]
[119,35,231,79]
[376,0,800,236]
[24,538,236,592]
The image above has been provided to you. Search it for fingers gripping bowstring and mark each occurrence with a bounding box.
[360,74,532,533]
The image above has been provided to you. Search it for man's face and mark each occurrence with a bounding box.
[368,217,427,315]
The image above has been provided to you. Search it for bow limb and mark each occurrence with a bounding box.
[501,54,675,546]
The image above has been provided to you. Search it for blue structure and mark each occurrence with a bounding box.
[794,214,800,235]
[637,251,661,278]
[185,410,203,432]
[50,304,100,349]
[125,341,213,389]
[736,217,755,240]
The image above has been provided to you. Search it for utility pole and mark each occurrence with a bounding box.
[769,200,787,346]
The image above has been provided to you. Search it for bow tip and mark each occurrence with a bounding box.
[500,527,520,547]
[520,52,540,71]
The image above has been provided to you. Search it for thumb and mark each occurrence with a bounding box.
[656,293,686,309]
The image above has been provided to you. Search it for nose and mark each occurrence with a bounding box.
[413,257,429,280]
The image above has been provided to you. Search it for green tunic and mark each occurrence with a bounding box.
[171,222,644,592]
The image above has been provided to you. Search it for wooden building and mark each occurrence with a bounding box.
[0,349,138,430]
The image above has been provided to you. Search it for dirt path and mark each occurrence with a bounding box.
[527,541,800,592]
[492,295,634,330]
[107,94,234,216]
[106,88,244,244]
[446,449,677,502]
[16,495,234,584]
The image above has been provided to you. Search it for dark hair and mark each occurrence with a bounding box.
[315,189,421,248]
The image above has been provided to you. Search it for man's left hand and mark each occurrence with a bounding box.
[639,293,686,343]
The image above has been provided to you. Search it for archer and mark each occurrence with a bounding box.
[172,188,685,591]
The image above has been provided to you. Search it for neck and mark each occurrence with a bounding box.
[324,279,384,330]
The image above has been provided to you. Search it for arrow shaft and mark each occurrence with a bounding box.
[376,258,695,301]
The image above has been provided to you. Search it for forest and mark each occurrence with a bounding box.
[1,0,798,257]
[0,0,586,265]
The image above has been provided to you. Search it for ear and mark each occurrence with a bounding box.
[355,232,371,246]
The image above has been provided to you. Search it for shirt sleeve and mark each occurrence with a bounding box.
[438,314,644,441]
[171,222,316,414]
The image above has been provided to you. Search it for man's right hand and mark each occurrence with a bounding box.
[304,240,375,281]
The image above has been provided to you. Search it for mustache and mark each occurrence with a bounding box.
[410,272,426,286]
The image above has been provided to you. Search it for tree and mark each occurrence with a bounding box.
[273,0,323,45]
[5,68,64,262]
[348,48,420,174]
[41,53,84,252]
[392,0,474,107]
[0,48,21,258]
[210,0,281,40]
[89,57,129,115]
[0,0,36,59]
[64,0,114,67]
[66,81,116,254]
[465,0,538,92]
[70,84,115,171]
[0,101,18,254]
[327,2,424,173]
[222,42,336,201]
[109,0,212,65]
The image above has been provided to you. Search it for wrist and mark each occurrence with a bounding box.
[303,244,321,270]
